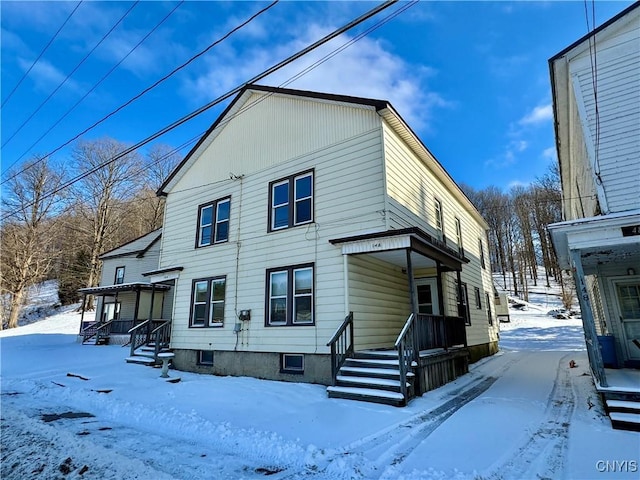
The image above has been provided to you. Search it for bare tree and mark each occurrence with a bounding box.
[0,158,65,328]
[70,138,144,309]
[119,144,181,235]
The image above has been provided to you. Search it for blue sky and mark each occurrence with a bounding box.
[1,1,634,190]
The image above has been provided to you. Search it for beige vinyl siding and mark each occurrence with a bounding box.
[162,103,386,353]
[348,255,410,350]
[171,91,381,192]
[569,23,640,214]
[381,121,498,348]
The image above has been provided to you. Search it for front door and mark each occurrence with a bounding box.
[614,281,640,362]
[415,278,440,315]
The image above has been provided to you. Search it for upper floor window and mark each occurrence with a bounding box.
[114,266,125,285]
[197,197,230,247]
[266,264,314,326]
[454,217,463,255]
[190,276,226,327]
[474,287,482,309]
[486,292,493,326]
[269,171,313,232]
[458,282,471,326]
[479,238,486,269]
[434,199,443,238]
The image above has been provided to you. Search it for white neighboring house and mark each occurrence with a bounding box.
[547,3,640,430]
[78,229,174,347]
[150,84,498,406]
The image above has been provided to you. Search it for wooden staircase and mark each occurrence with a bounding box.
[125,344,171,366]
[605,395,640,431]
[327,350,414,407]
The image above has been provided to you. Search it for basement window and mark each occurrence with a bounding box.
[198,350,214,366]
[281,354,304,374]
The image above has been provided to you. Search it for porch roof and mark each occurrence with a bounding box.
[548,210,640,272]
[329,227,468,271]
[78,282,171,296]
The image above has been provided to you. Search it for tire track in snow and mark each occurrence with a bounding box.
[484,353,576,480]
[282,354,524,480]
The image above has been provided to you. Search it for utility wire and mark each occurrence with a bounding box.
[1,0,400,222]
[1,0,278,185]
[2,1,140,149]
[2,1,184,176]
[1,1,83,108]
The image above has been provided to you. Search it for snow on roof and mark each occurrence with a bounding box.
[99,229,162,260]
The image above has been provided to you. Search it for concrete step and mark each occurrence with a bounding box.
[327,386,405,407]
[609,412,640,432]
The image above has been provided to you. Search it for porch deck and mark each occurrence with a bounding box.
[596,368,640,395]
[596,368,640,431]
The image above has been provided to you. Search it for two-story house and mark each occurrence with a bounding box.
[547,3,640,430]
[142,84,498,406]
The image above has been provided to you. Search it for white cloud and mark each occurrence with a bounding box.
[519,104,553,125]
[542,146,557,161]
[17,58,80,95]
[182,24,450,131]
[484,139,529,169]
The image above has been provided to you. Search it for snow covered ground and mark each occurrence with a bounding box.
[1,288,639,479]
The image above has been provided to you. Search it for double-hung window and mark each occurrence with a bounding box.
[197,197,230,247]
[190,277,226,327]
[269,171,313,231]
[458,282,471,326]
[486,292,493,325]
[266,264,314,326]
[454,217,463,255]
[479,237,486,269]
[434,199,443,239]
[114,266,125,285]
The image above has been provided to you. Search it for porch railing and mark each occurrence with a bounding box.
[151,321,171,359]
[415,314,467,350]
[326,312,354,386]
[395,313,417,402]
[81,320,113,344]
[128,319,171,360]
[128,320,151,357]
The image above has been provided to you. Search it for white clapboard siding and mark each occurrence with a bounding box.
[569,23,640,213]
[163,97,387,353]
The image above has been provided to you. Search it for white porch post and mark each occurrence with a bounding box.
[570,249,608,387]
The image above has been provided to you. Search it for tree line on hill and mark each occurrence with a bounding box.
[461,165,574,308]
[0,138,179,329]
[0,139,570,329]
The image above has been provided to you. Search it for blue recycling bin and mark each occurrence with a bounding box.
[597,335,618,368]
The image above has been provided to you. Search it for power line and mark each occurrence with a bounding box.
[2,1,185,177]
[1,0,278,185]
[2,1,140,149]
[1,0,400,222]
[1,1,83,108]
